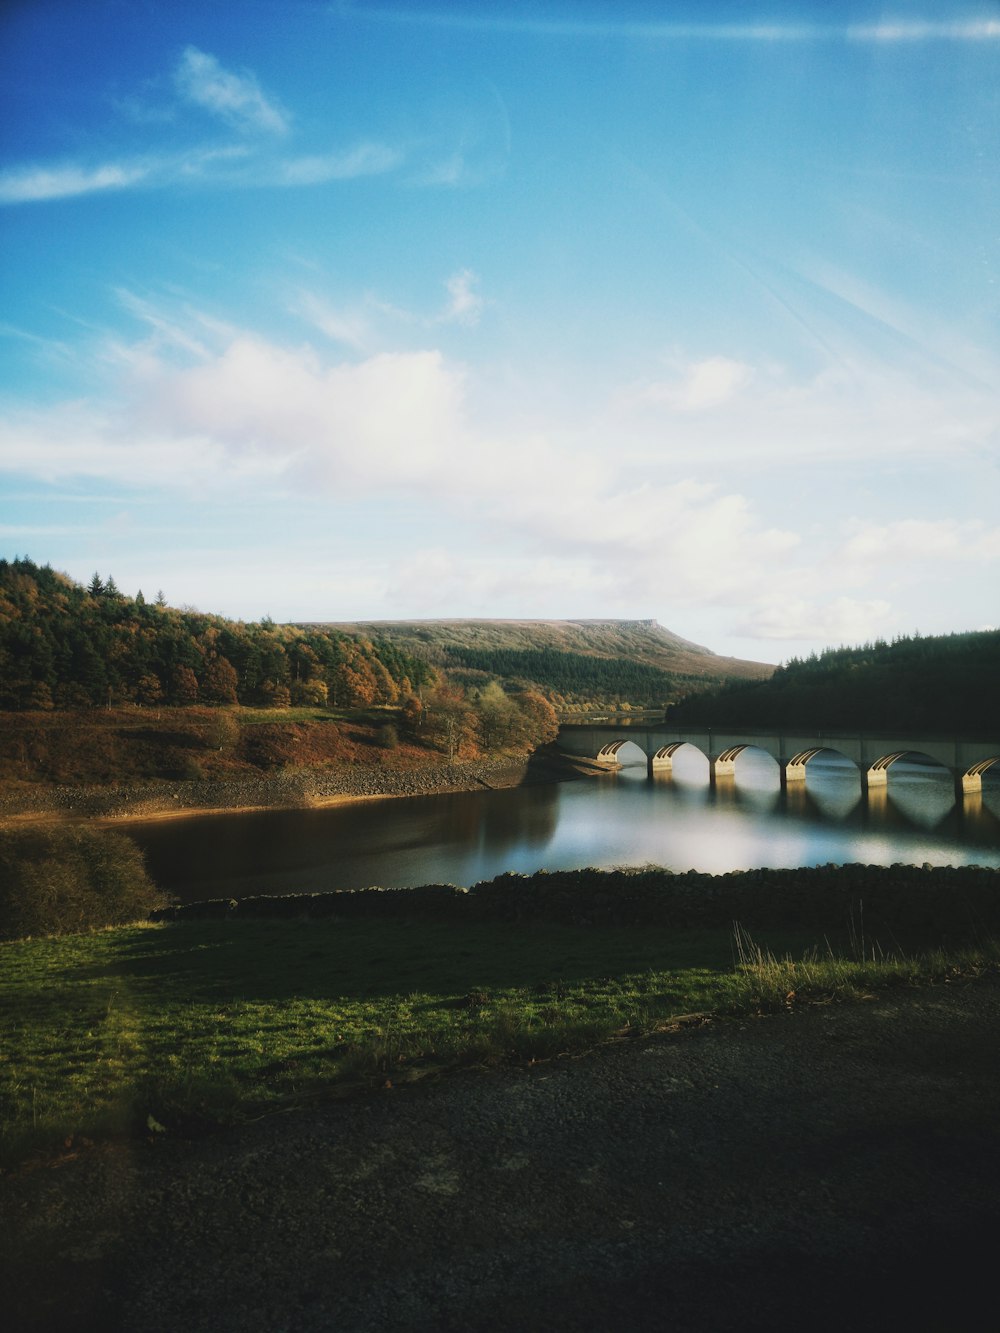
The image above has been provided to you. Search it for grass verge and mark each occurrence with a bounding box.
[2,917,998,1165]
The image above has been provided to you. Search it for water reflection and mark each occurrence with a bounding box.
[127,749,1000,904]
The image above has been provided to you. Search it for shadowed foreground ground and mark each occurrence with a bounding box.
[4,978,999,1332]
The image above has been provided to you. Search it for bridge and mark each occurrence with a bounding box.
[557,722,1000,803]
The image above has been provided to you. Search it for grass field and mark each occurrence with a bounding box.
[2,916,997,1164]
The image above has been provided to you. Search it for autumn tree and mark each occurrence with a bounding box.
[201,654,239,704]
[170,665,199,704]
[136,673,163,706]
[476,681,519,751]
[512,690,559,748]
[422,685,479,761]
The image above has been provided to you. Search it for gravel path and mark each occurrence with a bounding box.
[5,979,1000,1332]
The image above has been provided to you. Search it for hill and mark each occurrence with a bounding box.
[668,630,1000,735]
[0,557,432,712]
[308,618,773,711]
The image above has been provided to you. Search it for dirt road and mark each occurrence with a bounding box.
[5,979,1000,1332]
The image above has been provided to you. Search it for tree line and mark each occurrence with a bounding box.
[668,630,1000,734]
[0,557,433,711]
[0,558,561,759]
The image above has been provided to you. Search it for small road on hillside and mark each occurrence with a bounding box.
[5,980,1000,1332]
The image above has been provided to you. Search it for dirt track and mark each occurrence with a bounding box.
[4,978,1000,1332]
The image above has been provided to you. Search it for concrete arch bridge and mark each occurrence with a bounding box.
[557,723,1000,803]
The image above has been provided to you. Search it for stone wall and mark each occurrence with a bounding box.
[152,863,1000,940]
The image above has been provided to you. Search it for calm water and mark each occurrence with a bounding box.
[127,743,1000,903]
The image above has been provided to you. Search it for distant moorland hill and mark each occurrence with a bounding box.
[668,630,1000,735]
[310,618,773,711]
[1,559,769,715]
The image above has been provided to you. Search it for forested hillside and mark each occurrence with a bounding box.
[668,631,1000,734]
[316,618,772,710]
[0,558,432,711]
[0,559,562,784]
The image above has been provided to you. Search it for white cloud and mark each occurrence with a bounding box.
[841,520,1000,564]
[635,356,753,412]
[614,353,1000,473]
[124,337,467,488]
[3,297,994,650]
[735,597,894,643]
[440,270,484,326]
[0,160,150,204]
[174,47,290,135]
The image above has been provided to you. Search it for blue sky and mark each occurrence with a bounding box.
[1,0,998,661]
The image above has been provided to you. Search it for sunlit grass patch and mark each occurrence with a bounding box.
[729,921,1000,1012]
[2,915,997,1163]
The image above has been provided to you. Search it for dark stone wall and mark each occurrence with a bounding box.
[151,863,1000,941]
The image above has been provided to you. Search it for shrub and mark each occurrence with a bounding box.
[376,723,399,750]
[0,826,172,940]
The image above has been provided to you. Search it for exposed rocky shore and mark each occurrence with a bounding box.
[0,749,593,827]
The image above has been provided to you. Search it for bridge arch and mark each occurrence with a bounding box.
[783,745,859,786]
[596,738,647,765]
[650,740,707,771]
[864,749,953,791]
[710,743,781,784]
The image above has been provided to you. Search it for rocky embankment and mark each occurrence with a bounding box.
[0,750,590,826]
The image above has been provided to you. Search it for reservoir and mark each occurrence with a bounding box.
[127,745,1000,903]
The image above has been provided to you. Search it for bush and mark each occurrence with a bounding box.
[0,826,172,940]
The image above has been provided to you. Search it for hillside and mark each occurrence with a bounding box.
[0,559,564,796]
[309,618,773,710]
[668,630,1000,735]
[0,557,432,712]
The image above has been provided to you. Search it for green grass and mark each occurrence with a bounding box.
[2,917,997,1164]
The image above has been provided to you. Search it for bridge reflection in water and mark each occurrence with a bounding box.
[579,738,1000,848]
[558,723,1000,806]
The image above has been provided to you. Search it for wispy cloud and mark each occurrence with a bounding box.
[0,139,400,207]
[0,160,150,205]
[848,20,1000,42]
[276,143,402,185]
[348,7,1000,44]
[173,46,290,134]
[440,270,484,326]
[294,270,485,347]
[292,293,374,353]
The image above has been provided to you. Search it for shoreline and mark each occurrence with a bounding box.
[0,749,602,830]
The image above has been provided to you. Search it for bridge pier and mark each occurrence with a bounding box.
[860,766,888,795]
[649,743,685,778]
